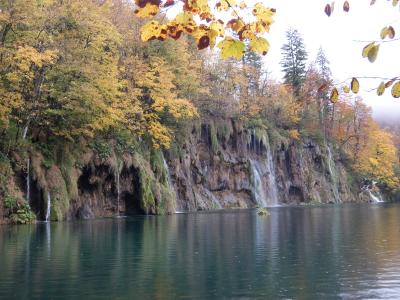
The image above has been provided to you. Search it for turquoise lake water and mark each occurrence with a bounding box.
[1,203,400,299]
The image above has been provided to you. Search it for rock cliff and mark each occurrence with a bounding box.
[1,119,368,223]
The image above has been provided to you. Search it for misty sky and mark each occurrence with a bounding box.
[262,0,400,122]
[166,0,399,121]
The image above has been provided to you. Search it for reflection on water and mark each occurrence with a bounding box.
[1,204,400,299]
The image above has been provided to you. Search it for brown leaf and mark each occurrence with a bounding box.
[325,4,332,16]
[343,1,350,12]
[385,78,397,88]
[318,83,328,93]
[197,35,210,50]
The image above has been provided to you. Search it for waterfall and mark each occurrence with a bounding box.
[45,192,51,222]
[265,141,279,206]
[116,169,121,216]
[26,158,30,204]
[22,122,29,140]
[250,160,268,208]
[368,190,384,203]
[162,154,179,212]
[365,181,384,203]
[326,145,340,203]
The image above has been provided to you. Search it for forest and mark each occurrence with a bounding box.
[0,0,399,224]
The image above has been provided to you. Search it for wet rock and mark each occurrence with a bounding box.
[76,204,94,220]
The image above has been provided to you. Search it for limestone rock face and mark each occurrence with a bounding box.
[167,121,359,212]
[1,119,366,223]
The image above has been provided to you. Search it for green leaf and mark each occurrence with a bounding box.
[377,82,385,96]
[217,37,245,60]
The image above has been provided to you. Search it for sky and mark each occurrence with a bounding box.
[165,0,399,121]
[261,0,400,122]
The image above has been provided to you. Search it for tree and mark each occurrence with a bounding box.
[131,56,198,148]
[315,47,332,81]
[242,50,264,97]
[314,47,333,138]
[280,29,308,95]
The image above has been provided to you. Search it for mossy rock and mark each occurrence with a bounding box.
[257,207,269,216]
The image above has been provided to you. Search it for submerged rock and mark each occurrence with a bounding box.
[257,207,269,216]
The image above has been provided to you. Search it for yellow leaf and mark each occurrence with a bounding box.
[351,77,360,94]
[380,26,395,39]
[391,81,400,98]
[217,37,245,60]
[140,21,165,42]
[330,88,339,103]
[367,44,380,63]
[377,82,385,96]
[249,37,270,55]
[362,42,375,58]
[252,3,275,26]
[226,19,245,33]
[210,21,225,37]
[216,0,235,11]
[134,3,159,18]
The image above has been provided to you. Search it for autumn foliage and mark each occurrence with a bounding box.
[0,0,398,195]
[135,0,275,60]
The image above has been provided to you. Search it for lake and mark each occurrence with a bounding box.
[1,203,400,299]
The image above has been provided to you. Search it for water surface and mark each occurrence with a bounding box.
[1,203,400,299]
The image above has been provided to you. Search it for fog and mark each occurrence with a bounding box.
[262,0,400,124]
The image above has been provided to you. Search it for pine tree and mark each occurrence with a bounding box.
[242,50,263,97]
[315,47,331,81]
[280,29,308,95]
[314,47,333,139]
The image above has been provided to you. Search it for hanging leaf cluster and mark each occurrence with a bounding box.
[376,78,400,98]
[326,1,399,99]
[324,1,350,16]
[329,77,359,103]
[135,0,275,60]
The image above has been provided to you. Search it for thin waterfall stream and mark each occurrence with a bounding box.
[326,145,340,203]
[265,141,279,206]
[250,160,268,208]
[45,192,51,222]
[116,170,120,216]
[368,190,384,203]
[26,158,30,204]
[162,154,179,212]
